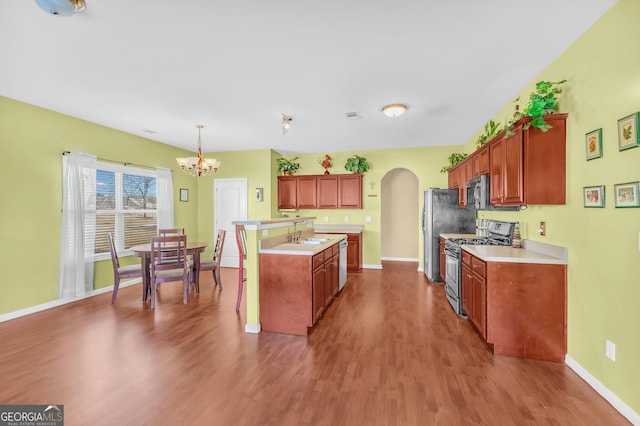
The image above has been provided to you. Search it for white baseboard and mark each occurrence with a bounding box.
[245,323,261,334]
[380,257,419,262]
[565,355,639,425]
[0,278,142,324]
[362,264,382,270]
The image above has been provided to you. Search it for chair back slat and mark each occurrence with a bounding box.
[158,228,185,236]
[151,235,188,273]
[236,225,247,260]
[213,229,226,262]
[107,233,120,269]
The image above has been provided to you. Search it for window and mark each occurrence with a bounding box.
[95,163,158,258]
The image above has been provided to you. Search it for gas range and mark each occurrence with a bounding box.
[443,220,516,317]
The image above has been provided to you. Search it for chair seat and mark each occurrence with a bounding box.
[199,259,218,270]
[117,264,142,275]
[155,268,187,279]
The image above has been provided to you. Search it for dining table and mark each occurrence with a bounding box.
[130,241,208,303]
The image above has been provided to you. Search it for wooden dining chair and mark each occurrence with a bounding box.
[108,233,143,304]
[158,228,185,236]
[235,225,247,311]
[150,234,190,309]
[196,229,226,290]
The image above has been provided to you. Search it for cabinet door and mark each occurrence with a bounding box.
[317,176,338,208]
[346,233,362,272]
[473,145,489,176]
[338,174,362,208]
[277,176,297,209]
[502,130,524,204]
[461,263,473,317]
[473,274,486,339]
[489,141,504,205]
[312,265,325,323]
[297,176,317,209]
[331,254,339,297]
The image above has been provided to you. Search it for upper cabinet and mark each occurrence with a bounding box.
[278,174,362,210]
[449,113,568,207]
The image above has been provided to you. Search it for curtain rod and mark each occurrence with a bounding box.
[62,151,171,172]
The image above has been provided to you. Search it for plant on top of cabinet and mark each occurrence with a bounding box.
[318,154,333,174]
[475,120,502,148]
[277,157,300,175]
[344,155,369,174]
[505,80,567,134]
[440,152,468,173]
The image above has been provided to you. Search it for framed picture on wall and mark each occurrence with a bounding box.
[583,185,605,208]
[613,182,639,208]
[617,112,640,151]
[585,128,603,160]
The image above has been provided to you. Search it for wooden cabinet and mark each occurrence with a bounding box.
[346,233,362,272]
[277,174,362,210]
[260,242,341,335]
[277,176,297,209]
[439,237,446,282]
[472,145,489,176]
[461,251,486,339]
[317,176,338,208]
[489,126,524,205]
[449,113,567,207]
[461,249,567,362]
[297,176,318,209]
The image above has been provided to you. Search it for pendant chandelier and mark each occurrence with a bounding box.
[176,125,220,177]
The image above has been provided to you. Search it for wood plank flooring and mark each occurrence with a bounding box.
[0,262,630,425]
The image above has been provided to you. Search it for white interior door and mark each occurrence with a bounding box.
[214,178,248,268]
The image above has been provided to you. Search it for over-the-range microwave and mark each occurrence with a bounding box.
[466,175,519,211]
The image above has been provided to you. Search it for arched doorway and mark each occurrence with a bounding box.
[381,168,419,263]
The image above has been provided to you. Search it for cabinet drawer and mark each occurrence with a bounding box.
[470,256,486,277]
[313,252,325,269]
[461,250,472,267]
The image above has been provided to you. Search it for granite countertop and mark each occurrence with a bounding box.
[259,234,347,256]
[462,241,567,265]
[440,233,477,239]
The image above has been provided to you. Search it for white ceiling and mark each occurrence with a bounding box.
[0,0,616,154]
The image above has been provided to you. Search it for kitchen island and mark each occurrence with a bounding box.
[259,233,346,335]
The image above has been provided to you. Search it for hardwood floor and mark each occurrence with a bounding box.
[0,261,629,425]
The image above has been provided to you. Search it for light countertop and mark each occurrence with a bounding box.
[440,233,477,239]
[259,234,347,256]
[462,242,567,265]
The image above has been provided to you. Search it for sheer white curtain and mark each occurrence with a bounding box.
[156,167,174,229]
[59,151,97,299]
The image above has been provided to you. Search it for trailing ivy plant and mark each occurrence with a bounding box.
[475,120,502,148]
[440,152,468,173]
[504,80,566,135]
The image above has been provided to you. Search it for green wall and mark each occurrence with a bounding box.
[0,96,199,313]
[462,0,639,414]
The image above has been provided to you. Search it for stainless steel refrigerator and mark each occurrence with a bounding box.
[422,188,476,282]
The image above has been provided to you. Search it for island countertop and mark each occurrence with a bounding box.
[259,234,346,256]
[461,240,567,265]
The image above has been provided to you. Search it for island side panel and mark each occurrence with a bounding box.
[486,262,567,362]
[259,253,313,335]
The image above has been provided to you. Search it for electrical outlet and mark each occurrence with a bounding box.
[606,340,616,361]
[262,230,268,237]
[539,221,546,236]
[344,216,350,222]
[324,216,329,222]
[365,216,372,223]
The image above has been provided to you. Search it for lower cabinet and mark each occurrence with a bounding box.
[316,231,362,272]
[260,243,340,335]
[461,249,567,362]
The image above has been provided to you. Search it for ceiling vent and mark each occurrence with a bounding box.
[345,112,360,120]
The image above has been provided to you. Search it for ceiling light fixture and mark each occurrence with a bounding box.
[176,125,220,177]
[35,0,86,16]
[282,113,292,134]
[381,103,407,118]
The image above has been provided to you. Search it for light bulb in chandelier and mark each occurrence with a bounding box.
[176,125,220,177]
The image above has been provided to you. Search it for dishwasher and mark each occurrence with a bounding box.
[339,238,348,290]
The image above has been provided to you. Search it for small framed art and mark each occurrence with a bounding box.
[179,188,189,202]
[585,128,603,160]
[613,182,639,208]
[617,112,640,151]
[583,185,605,208]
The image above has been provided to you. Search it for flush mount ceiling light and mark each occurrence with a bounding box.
[176,125,220,177]
[282,113,293,134]
[35,0,86,16]
[381,103,407,118]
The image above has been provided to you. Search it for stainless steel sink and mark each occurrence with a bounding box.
[295,238,330,245]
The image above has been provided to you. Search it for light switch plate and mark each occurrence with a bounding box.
[324,216,329,222]
[262,230,268,237]
[365,216,372,223]
[344,216,349,222]
[606,340,616,361]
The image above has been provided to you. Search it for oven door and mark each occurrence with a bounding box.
[445,252,459,289]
